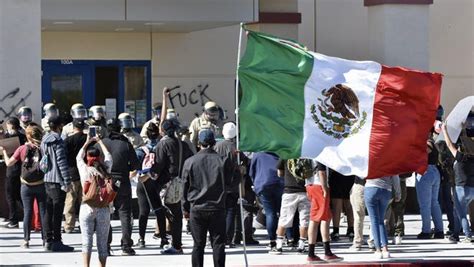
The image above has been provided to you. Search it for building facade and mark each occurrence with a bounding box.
[0,0,472,127]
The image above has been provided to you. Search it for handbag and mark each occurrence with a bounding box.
[163,139,184,204]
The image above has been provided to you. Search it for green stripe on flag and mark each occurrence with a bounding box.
[238,30,314,159]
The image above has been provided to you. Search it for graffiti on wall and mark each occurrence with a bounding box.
[0,87,32,120]
[165,83,230,121]
[168,84,213,109]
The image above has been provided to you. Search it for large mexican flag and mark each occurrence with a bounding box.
[238,30,442,179]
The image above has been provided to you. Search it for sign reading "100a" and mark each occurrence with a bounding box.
[61,60,73,64]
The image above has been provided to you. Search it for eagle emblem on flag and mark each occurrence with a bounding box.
[310,84,367,139]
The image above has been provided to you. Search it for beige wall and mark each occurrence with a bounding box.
[429,0,474,113]
[42,27,241,125]
[42,32,151,60]
[301,0,473,114]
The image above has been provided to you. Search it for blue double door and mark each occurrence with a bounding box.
[42,60,151,127]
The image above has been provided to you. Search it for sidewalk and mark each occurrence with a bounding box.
[0,214,473,266]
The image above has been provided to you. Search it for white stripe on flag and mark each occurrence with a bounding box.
[301,53,382,177]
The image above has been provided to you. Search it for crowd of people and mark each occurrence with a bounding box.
[0,86,473,266]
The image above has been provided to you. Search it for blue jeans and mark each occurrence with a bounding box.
[415,165,444,233]
[225,193,239,243]
[365,186,391,250]
[257,184,284,241]
[453,186,474,238]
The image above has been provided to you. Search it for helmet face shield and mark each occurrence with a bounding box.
[120,117,135,129]
[45,107,58,118]
[71,108,88,119]
[90,107,105,121]
[18,107,33,123]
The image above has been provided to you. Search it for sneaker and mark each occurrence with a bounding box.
[417,232,432,239]
[446,230,453,236]
[121,247,136,256]
[394,235,402,245]
[245,238,260,246]
[374,251,383,259]
[21,241,29,249]
[51,241,75,252]
[297,240,306,253]
[152,233,160,240]
[330,232,340,242]
[63,228,74,234]
[160,239,170,249]
[382,251,391,259]
[447,235,459,243]
[432,231,444,239]
[226,242,236,248]
[161,246,184,255]
[324,254,343,262]
[347,232,354,242]
[460,237,472,244]
[367,239,375,251]
[307,255,324,263]
[286,240,297,249]
[136,239,145,248]
[44,241,53,251]
[349,244,361,251]
[2,222,19,229]
[269,246,282,255]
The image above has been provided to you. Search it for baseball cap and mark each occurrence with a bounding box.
[222,122,236,139]
[198,128,215,145]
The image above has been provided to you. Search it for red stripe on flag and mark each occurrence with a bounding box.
[367,65,442,179]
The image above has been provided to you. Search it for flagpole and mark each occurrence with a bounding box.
[235,22,248,267]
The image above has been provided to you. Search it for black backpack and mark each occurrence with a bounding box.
[21,145,44,183]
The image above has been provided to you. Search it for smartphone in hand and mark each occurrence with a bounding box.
[88,126,97,138]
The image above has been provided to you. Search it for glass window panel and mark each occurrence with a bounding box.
[124,66,147,127]
[51,75,83,117]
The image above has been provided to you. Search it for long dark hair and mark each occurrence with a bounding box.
[86,146,109,177]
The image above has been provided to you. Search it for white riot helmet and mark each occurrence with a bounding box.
[71,103,88,119]
[118,113,135,129]
[17,106,33,124]
[204,101,219,122]
[89,105,106,121]
[43,103,58,118]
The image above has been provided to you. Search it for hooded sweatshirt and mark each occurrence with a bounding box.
[40,131,71,188]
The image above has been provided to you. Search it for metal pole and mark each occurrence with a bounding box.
[235,22,248,267]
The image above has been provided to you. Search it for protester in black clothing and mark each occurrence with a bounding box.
[102,119,140,256]
[2,117,27,228]
[214,122,242,248]
[135,123,167,248]
[182,129,236,267]
[63,120,87,233]
[153,119,194,254]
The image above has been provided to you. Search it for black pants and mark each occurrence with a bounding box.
[21,184,46,241]
[190,209,226,267]
[5,173,22,224]
[234,206,254,242]
[108,180,133,249]
[225,193,239,244]
[166,201,183,249]
[44,183,66,243]
[136,180,166,241]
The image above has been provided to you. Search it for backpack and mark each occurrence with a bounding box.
[39,144,52,174]
[82,172,117,208]
[287,158,314,183]
[21,145,44,183]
